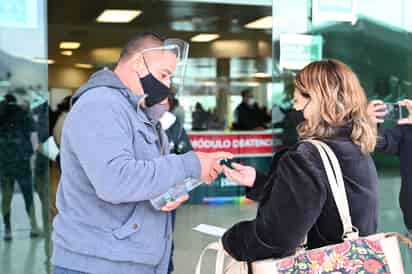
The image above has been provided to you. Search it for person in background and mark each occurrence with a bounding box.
[49,106,59,137]
[32,100,53,260]
[31,96,72,260]
[271,103,286,128]
[170,96,185,126]
[233,89,268,130]
[53,96,71,148]
[222,60,379,265]
[367,98,412,260]
[163,95,193,274]
[0,93,41,241]
[166,96,192,156]
[204,108,224,130]
[192,102,209,130]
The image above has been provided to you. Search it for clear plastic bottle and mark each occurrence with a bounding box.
[150,178,203,210]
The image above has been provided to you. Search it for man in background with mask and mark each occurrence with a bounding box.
[52,32,231,274]
[233,89,269,130]
[158,95,193,274]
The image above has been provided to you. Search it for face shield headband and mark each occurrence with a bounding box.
[137,39,189,106]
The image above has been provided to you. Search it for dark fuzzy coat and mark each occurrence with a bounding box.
[222,127,379,262]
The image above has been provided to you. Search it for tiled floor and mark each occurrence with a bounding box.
[0,194,51,274]
[1,168,411,274]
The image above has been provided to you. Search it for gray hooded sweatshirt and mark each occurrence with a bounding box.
[52,69,201,274]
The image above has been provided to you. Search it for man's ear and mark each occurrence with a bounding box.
[130,53,146,74]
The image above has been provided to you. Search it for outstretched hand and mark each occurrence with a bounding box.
[367,100,386,125]
[196,151,233,184]
[223,162,256,187]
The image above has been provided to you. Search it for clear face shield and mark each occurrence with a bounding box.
[140,38,189,95]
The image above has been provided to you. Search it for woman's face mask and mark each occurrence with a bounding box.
[294,109,305,125]
[293,90,310,121]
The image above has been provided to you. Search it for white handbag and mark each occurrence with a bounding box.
[195,140,411,274]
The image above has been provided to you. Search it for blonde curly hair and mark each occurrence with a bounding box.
[295,59,376,154]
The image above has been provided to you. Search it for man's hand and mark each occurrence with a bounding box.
[196,151,233,184]
[223,163,256,187]
[161,193,189,212]
[398,99,412,125]
[367,100,386,125]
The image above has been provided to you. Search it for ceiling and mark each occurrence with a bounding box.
[48,0,272,66]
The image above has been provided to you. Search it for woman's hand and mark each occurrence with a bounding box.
[223,163,256,187]
[367,99,412,125]
[398,99,412,125]
[367,100,386,125]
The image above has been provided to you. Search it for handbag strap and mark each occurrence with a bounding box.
[305,139,359,239]
[195,241,225,274]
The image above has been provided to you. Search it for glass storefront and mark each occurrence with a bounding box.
[0,0,51,273]
[272,1,412,272]
[1,0,411,273]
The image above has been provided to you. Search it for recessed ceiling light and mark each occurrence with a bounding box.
[96,9,142,23]
[190,34,220,42]
[61,50,73,56]
[254,72,271,78]
[32,58,55,64]
[90,48,122,63]
[59,42,81,50]
[75,63,93,69]
[247,82,260,87]
[245,16,273,29]
[202,80,216,86]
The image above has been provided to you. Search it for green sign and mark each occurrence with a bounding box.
[0,0,37,28]
[318,0,353,13]
[280,34,323,70]
[312,0,356,24]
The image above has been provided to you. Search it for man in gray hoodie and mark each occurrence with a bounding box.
[52,32,230,274]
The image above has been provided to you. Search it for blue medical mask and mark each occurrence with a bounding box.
[247,98,255,107]
[145,103,169,122]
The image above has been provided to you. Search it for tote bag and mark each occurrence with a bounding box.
[195,140,411,274]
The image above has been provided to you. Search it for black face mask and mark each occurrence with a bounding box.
[139,73,170,107]
[294,101,309,125]
[294,110,305,125]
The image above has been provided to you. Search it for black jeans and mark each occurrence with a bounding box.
[1,160,36,230]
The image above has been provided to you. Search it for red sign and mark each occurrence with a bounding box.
[188,131,283,157]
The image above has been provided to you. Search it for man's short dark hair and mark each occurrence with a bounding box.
[119,32,165,62]
[5,93,17,104]
[241,89,251,98]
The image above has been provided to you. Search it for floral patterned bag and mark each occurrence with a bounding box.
[196,140,411,274]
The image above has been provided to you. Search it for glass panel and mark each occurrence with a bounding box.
[165,3,274,273]
[0,0,50,273]
[273,0,412,271]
